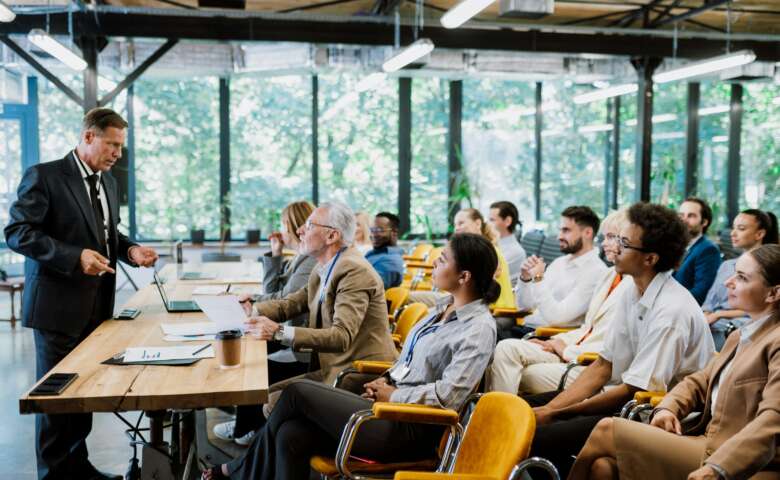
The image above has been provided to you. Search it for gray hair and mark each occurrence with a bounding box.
[320,201,356,246]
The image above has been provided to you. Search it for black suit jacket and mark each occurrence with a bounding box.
[4,152,137,335]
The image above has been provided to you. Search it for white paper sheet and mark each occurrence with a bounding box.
[192,285,230,295]
[163,334,218,342]
[193,295,247,332]
[124,345,215,362]
[160,322,221,336]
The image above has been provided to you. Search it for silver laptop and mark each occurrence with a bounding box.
[153,271,201,313]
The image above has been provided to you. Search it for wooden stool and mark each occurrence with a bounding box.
[0,277,24,327]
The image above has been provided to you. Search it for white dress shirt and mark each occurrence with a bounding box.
[498,234,527,282]
[515,247,607,328]
[600,271,715,391]
[73,150,110,257]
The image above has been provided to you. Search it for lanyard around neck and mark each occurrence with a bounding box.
[319,248,345,305]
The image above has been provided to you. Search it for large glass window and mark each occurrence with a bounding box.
[37,76,81,163]
[230,75,312,239]
[697,82,731,231]
[0,119,22,245]
[462,79,536,230]
[134,77,220,240]
[410,78,449,237]
[650,82,686,206]
[317,74,398,217]
[539,81,607,228]
[617,93,637,206]
[741,83,780,216]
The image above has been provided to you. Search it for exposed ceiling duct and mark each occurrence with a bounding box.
[498,0,554,19]
[720,62,776,82]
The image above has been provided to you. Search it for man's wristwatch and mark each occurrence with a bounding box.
[272,324,285,342]
[533,273,544,283]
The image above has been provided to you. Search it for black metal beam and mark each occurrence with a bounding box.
[685,82,700,197]
[127,84,137,240]
[447,80,463,227]
[0,35,84,107]
[560,9,635,26]
[611,0,664,28]
[603,98,613,217]
[81,36,99,111]
[219,77,231,241]
[534,82,542,220]
[632,57,661,202]
[611,95,620,210]
[311,75,319,205]
[654,0,731,28]
[99,39,178,107]
[4,12,780,61]
[370,0,403,15]
[726,83,742,225]
[399,78,412,234]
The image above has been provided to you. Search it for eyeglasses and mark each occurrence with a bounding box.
[304,220,336,231]
[369,227,395,234]
[618,237,651,253]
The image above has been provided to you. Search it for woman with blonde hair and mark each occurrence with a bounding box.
[353,211,373,254]
[214,200,317,446]
[453,208,514,310]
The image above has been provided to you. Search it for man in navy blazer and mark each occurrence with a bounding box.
[673,197,721,305]
[5,108,157,480]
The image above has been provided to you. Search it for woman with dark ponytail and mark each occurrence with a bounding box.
[703,208,778,349]
[203,233,498,480]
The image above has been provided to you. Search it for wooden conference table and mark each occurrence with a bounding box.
[19,262,268,480]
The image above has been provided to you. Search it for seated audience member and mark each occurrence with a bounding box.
[523,202,715,477]
[244,202,397,409]
[364,212,405,289]
[703,209,778,350]
[453,208,515,310]
[569,244,780,480]
[489,209,631,394]
[202,233,499,480]
[489,200,527,281]
[353,211,373,254]
[214,201,317,445]
[674,197,722,305]
[515,206,607,333]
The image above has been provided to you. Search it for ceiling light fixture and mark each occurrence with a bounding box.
[653,50,756,83]
[441,0,494,29]
[573,83,637,104]
[0,0,16,22]
[382,38,434,73]
[355,72,387,92]
[27,29,88,71]
[772,96,780,106]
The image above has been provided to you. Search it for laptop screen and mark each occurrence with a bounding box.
[153,271,170,306]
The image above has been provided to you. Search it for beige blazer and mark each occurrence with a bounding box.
[657,312,780,478]
[256,246,398,385]
[557,268,631,361]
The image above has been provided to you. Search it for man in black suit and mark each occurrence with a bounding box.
[4,108,158,480]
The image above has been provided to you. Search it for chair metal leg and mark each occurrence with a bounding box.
[510,457,560,480]
[620,399,638,418]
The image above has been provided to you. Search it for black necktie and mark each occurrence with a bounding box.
[86,174,107,253]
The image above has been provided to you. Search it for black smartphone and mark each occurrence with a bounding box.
[114,308,141,320]
[29,373,78,396]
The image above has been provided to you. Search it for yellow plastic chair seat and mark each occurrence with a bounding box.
[577,352,599,365]
[395,473,498,480]
[633,391,666,404]
[372,402,460,425]
[352,360,393,375]
[650,396,664,407]
[534,327,575,337]
[310,455,438,476]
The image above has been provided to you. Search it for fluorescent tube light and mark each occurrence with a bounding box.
[699,105,730,116]
[355,72,387,93]
[653,50,756,84]
[28,29,87,71]
[573,83,637,104]
[382,38,434,73]
[0,0,16,22]
[578,123,613,134]
[772,96,780,106]
[625,113,678,127]
[712,135,729,143]
[441,0,494,29]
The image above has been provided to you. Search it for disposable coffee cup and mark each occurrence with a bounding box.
[215,329,242,370]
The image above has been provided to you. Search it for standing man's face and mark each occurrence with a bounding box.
[83,126,126,172]
[678,201,707,237]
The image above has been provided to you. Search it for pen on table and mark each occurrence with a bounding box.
[192,343,211,356]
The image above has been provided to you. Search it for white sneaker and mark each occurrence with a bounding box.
[234,429,256,446]
[213,420,236,441]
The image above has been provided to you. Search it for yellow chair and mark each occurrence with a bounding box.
[403,244,434,263]
[386,287,410,323]
[531,327,576,338]
[556,352,599,391]
[620,390,666,420]
[405,247,444,271]
[392,303,429,349]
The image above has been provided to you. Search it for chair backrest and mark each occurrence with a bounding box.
[407,244,434,261]
[538,236,563,264]
[452,392,535,477]
[386,287,410,319]
[718,229,741,261]
[394,303,429,344]
[520,230,545,257]
[426,247,444,265]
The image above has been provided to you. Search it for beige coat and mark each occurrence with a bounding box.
[657,312,780,478]
[256,246,398,386]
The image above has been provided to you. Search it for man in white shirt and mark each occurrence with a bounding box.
[489,201,526,281]
[520,202,715,478]
[514,206,607,334]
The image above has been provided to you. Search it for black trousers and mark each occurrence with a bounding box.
[33,275,113,480]
[524,391,609,478]
[233,359,309,437]
[225,379,443,480]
